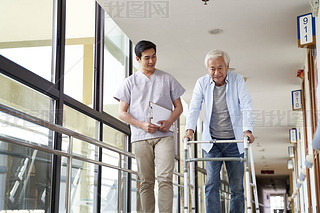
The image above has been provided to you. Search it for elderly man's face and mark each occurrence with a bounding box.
[207,56,229,86]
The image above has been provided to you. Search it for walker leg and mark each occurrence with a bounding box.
[249,144,260,213]
[184,139,189,213]
[188,145,196,213]
[244,137,252,213]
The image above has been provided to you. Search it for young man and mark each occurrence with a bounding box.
[114,40,185,212]
[184,49,254,213]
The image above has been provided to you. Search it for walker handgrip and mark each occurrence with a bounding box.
[184,137,190,143]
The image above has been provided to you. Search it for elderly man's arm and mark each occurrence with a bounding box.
[183,78,204,142]
[238,76,255,143]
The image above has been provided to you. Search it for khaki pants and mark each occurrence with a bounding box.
[133,136,175,213]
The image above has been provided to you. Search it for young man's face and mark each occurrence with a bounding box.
[137,48,157,72]
[207,56,229,86]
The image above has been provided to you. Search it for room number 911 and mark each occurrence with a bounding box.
[298,13,313,46]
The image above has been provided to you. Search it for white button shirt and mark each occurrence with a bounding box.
[186,72,254,153]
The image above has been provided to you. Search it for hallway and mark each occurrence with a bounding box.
[0,0,319,212]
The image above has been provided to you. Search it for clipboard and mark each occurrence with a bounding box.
[149,101,174,132]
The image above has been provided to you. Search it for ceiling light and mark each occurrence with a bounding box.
[202,0,209,5]
[208,29,223,35]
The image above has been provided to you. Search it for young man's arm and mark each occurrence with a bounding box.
[158,97,183,132]
[118,100,159,133]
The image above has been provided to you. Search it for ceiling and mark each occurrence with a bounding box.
[97,0,312,177]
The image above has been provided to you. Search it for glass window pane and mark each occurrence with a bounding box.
[62,105,98,159]
[0,0,54,82]
[60,157,98,212]
[102,125,128,170]
[0,73,55,122]
[131,173,141,213]
[197,172,206,213]
[101,125,128,175]
[173,159,180,213]
[103,15,129,117]
[64,0,95,106]
[103,124,126,150]
[0,141,52,212]
[59,157,67,212]
[0,111,53,147]
[63,105,97,138]
[0,74,55,147]
[179,114,186,157]
[101,167,118,212]
[132,43,139,73]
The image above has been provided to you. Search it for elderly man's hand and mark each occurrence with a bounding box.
[243,130,255,143]
[182,129,194,142]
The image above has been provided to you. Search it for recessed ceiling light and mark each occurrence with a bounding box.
[208,29,223,35]
[202,0,209,5]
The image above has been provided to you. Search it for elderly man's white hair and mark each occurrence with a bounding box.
[204,49,230,69]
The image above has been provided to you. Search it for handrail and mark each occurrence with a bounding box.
[0,103,134,159]
[0,103,186,177]
[187,139,243,144]
[0,103,187,177]
[0,103,187,211]
[0,134,136,175]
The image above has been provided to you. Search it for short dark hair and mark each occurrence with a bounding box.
[134,40,157,59]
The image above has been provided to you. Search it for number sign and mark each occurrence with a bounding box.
[291,90,302,111]
[289,128,297,143]
[297,13,316,47]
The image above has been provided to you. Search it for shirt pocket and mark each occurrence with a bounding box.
[152,82,172,104]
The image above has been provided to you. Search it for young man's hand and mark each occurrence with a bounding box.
[157,120,173,132]
[141,122,159,133]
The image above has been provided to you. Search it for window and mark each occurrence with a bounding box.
[0,143,52,212]
[64,0,95,106]
[0,1,146,212]
[59,157,98,212]
[103,15,129,117]
[270,195,285,213]
[102,126,129,212]
[0,73,55,146]
[0,0,54,82]
[62,105,98,160]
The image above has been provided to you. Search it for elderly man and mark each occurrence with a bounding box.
[184,49,254,213]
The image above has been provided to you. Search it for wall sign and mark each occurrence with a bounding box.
[288,146,295,158]
[297,13,316,48]
[287,160,294,169]
[292,90,302,111]
[289,128,297,143]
